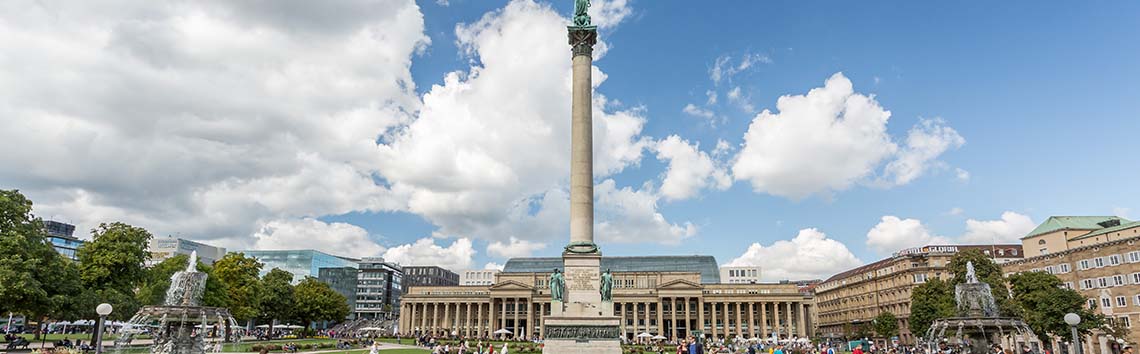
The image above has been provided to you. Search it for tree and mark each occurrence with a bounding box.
[873,311,899,339]
[909,277,955,338]
[258,268,295,338]
[291,277,350,338]
[0,190,84,339]
[77,222,152,321]
[1008,271,1103,346]
[947,249,1018,316]
[212,252,264,322]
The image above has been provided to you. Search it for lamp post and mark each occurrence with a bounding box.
[95,303,113,354]
[1064,313,1081,354]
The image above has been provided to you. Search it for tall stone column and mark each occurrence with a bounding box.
[567,26,596,253]
[671,298,678,340]
[477,303,485,338]
[656,300,664,336]
[735,302,743,338]
[797,302,806,338]
[465,303,473,338]
[760,302,768,339]
[723,302,730,339]
[619,302,626,337]
[773,302,781,339]
[526,300,534,340]
[710,302,717,340]
[443,303,451,334]
[513,298,520,338]
[684,298,691,339]
[748,302,756,338]
[784,302,793,338]
[697,299,705,338]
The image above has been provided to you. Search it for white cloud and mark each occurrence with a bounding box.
[881,118,965,186]
[706,90,718,105]
[713,139,733,158]
[956,168,971,182]
[0,0,428,248]
[587,0,633,30]
[731,73,897,199]
[484,262,505,271]
[682,103,716,120]
[710,53,770,85]
[731,73,963,199]
[382,238,476,271]
[654,135,731,201]
[959,211,1035,244]
[865,211,1035,254]
[487,237,547,258]
[726,228,862,281]
[727,86,755,113]
[866,216,950,254]
[947,207,965,216]
[1114,207,1132,219]
[594,179,696,244]
[252,218,385,258]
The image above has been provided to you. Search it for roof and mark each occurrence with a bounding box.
[1069,220,1140,241]
[1021,216,1130,239]
[502,255,721,284]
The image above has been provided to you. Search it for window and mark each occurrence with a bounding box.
[1132,273,1140,284]
[1088,299,1097,309]
[1102,297,1112,308]
[1081,279,1094,289]
[1039,248,1048,255]
[1135,295,1140,306]
[1098,277,1109,288]
[1120,316,1131,328]
[1113,275,1126,286]
[913,273,928,283]
[1063,282,1074,290]
[1095,257,1105,268]
[1128,251,1140,263]
[1117,296,1127,307]
[1038,239,1046,245]
[1079,259,1091,270]
[1059,263,1071,273]
[1109,255,1122,266]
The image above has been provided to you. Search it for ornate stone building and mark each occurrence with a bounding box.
[815,245,1023,345]
[1002,217,1140,354]
[398,256,814,342]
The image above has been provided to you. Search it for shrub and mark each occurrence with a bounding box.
[250,345,264,352]
[266,344,281,351]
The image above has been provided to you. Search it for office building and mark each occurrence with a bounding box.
[43,220,83,261]
[460,269,500,286]
[147,236,227,266]
[720,266,762,284]
[1003,216,1140,353]
[399,255,813,342]
[815,244,1023,345]
[318,266,360,318]
[243,249,359,283]
[356,257,404,320]
[403,266,459,287]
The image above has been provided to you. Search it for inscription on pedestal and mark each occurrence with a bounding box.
[543,325,620,340]
[567,269,598,291]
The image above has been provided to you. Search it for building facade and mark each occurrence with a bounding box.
[1003,217,1140,354]
[356,257,404,320]
[399,256,813,342]
[242,249,359,283]
[460,269,500,286]
[404,266,459,287]
[147,236,227,266]
[44,220,83,261]
[815,244,1023,345]
[720,266,762,284]
[318,266,359,318]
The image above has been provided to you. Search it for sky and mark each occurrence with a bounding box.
[2,0,1139,281]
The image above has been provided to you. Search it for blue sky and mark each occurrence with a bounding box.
[3,0,1138,280]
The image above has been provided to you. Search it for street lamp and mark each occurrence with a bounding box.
[1064,313,1081,354]
[95,303,113,354]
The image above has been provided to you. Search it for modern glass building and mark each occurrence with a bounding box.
[43,220,83,261]
[503,255,722,283]
[317,266,359,317]
[242,249,359,283]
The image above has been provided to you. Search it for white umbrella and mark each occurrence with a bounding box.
[286,325,304,329]
[493,329,512,335]
[636,332,653,338]
[652,335,667,340]
[748,337,761,342]
[359,327,385,331]
[255,325,270,328]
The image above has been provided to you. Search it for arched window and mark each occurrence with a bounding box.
[1038,239,1047,245]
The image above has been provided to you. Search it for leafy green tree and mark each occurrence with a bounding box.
[909,277,955,337]
[0,190,84,339]
[1008,271,1103,346]
[291,277,350,338]
[947,249,1018,316]
[873,311,899,339]
[258,268,295,338]
[212,252,264,322]
[77,222,152,320]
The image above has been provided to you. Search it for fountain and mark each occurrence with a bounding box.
[924,262,1041,354]
[116,252,242,354]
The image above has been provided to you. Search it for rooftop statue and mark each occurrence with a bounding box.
[573,0,591,27]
